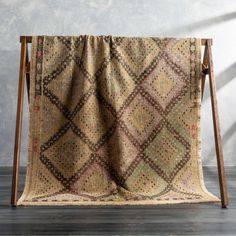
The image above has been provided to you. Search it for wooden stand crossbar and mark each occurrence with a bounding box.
[11,36,228,208]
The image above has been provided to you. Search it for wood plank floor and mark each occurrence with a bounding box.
[0,167,235,235]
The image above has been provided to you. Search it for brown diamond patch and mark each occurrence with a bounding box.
[121,93,162,143]
[73,93,115,145]
[97,57,136,111]
[116,38,161,77]
[142,58,186,110]
[144,125,188,178]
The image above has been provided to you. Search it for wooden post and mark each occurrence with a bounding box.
[206,39,228,208]
[26,45,30,102]
[11,36,27,207]
[201,43,209,100]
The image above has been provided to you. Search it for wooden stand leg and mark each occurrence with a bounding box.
[11,37,27,207]
[201,44,209,100]
[206,40,228,208]
[26,45,30,102]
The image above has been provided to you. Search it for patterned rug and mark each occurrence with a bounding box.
[18,36,220,205]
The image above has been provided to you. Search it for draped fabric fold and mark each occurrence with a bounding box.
[18,36,219,205]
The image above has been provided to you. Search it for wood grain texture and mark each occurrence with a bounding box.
[207,40,228,208]
[11,37,27,207]
[1,167,235,235]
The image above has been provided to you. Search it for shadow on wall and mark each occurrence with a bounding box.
[184,12,236,168]
[202,122,236,189]
[204,121,236,164]
[201,63,236,167]
[170,12,236,101]
[165,11,236,35]
[203,63,236,101]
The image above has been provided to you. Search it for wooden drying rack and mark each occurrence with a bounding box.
[11,36,228,208]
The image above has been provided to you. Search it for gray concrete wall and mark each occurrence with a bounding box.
[0,0,236,166]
